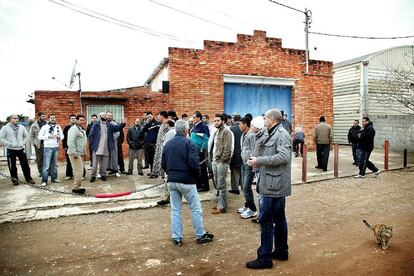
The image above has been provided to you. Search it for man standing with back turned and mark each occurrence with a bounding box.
[313,116,332,171]
[246,109,291,269]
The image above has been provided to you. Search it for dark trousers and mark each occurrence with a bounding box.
[89,143,93,167]
[65,150,86,177]
[118,144,125,172]
[241,163,256,212]
[358,150,378,176]
[316,144,330,170]
[352,143,359,164]
[257,196,288,261]
[145,144,156,173]
[293,139,304,156]
[143,144,149,167]
[7,149,32,181]
[34,145,44,175]
[196,149,210,191]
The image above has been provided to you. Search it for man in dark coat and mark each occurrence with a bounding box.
[127,118,145,175]
[229,114,243,194]
[348,119,361,166]
[142,112,160,176]
[354,117,380,178]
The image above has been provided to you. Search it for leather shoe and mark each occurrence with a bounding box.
[212,208,226,214]
[26,179,36,184]
[11,178,19,186]
[271,251,288,261]
[157,199,170,206]
[90,177,96,183]
[228,189,240,195]
[149,174,158,179]
[138,172,144,176]
[246,259,273,269]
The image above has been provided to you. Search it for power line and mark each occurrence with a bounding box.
[309,31,414,40]
[147,0,237,32]
[48,0,194,43]
[267,0,306,15]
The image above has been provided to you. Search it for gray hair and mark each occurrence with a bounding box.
[175,119,188,135]
[265,109,283,122]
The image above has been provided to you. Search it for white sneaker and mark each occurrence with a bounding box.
[115,172,121,178]
[241,208,257,219]
[237,206,247,214]
[354,174,365,178]
[97,174,101,179]
[372,170,381,178]
[41,182,47,187]
[64,176,72,180]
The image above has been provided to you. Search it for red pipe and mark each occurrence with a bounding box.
[384,140,389,171]
[334,144,339,178]
[302,144,307,183]
[95,191,133,198]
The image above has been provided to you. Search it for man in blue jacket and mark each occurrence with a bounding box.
[88,112,126,182]
[162,120,214,246]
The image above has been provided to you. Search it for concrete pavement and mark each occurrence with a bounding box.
[0,145,412,223]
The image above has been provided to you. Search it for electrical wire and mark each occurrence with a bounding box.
[48,0,194,43]
[309,31,414,40]
[147,0,237,32]
[267,0,306,14]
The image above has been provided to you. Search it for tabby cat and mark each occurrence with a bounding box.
[363,220,393,250]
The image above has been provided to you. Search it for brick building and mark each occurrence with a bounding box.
[35,30,333,159]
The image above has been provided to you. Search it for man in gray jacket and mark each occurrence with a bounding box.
[246,109,291,270]
[67,114,87,194]
[0,114,35,185]
[29,112,47,176]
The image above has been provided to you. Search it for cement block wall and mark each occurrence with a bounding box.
[371,114,414,152]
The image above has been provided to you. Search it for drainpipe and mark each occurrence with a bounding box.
[362,60,369,116]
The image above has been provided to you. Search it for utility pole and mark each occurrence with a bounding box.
[268,0,311,75]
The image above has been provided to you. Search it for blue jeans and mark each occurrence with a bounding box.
[42,147,59,183]
[168,182,205,240]
[257,197,288,261]
[352,143,360,164]
[241,163,257,212]
[358,150,378,176]
[316,144,330,170]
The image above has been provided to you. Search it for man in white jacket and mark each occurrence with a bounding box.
[0,114,36,185]
[38,114,64,187]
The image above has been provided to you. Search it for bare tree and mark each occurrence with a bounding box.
[373,58,414,114]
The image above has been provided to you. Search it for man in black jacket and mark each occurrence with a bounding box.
[62,114,77,180]
[354,117,380,178]
[348,119,361,166]
[162,120,214,246]
[142,112,160,176]
[86,114,98,168]
[229,114,242,195]
[127,118,145,175]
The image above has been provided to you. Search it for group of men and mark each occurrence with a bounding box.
[0,109,382,270]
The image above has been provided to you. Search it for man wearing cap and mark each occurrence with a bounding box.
[246,109,291,270]
[0,114,36,185]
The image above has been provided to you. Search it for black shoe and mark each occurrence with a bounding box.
[323,169,327,172]
[271,251,288,261]
[172,239,183,246]
[125,172,132,175]
[196,232,214,244]
[138,172,144,176]
[229,189,240,195]
[149,174,158,179]
[157,199,170,206]
[101,176,107,181]
[120,171,127,175]
[352,162,356,165]
[90,177,96,183]
[11,178,19,186]
[315,166,322,169]
[251,218,259,224]
[147,173,152,176]
[26,179,36,184]
[143,165,149,169]
[295,154,299,157]
[72,187,86,194]
[246,259,273,269]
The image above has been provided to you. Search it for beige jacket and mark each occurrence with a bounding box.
[313,122,332,145]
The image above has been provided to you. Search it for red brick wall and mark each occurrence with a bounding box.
[34,87,168,160]
[168,30,333,148]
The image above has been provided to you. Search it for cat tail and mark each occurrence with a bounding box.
[363,220,373,230]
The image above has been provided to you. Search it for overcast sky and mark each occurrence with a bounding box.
[0,0,413,120]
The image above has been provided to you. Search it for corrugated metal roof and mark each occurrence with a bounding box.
[334,45,413,68]
[145,58,169,85]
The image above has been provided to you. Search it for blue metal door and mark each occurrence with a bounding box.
[224,83,292,119]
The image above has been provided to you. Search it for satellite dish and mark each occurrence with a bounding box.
[69,60,77,88]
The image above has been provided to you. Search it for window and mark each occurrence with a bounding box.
[86,104,124,124]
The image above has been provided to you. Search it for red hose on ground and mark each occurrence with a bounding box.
[95,191,133,198]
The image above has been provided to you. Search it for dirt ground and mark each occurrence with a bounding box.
[0,168,413,276]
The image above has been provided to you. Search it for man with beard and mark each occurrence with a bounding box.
[62,114,77,180]
[38,114,64,187]
[127,118,145,175]
[210,113,232,214]
[88,112,126,182]
[143,111,160,176]
[29,112,47,177]
[86,114,98,168]
[106,111,123,177]
[190,111,210,192]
